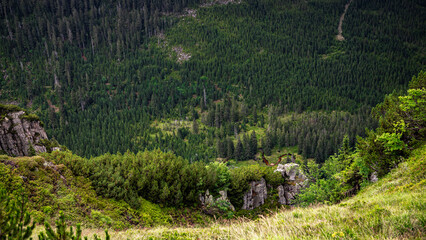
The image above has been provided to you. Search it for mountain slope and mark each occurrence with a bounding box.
[1,0,424,158]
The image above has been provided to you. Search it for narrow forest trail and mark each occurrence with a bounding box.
[336,0,353,41]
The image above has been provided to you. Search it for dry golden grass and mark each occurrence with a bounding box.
[77,186,425,239]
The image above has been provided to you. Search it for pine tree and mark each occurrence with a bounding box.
[38,211,110,240]
[235,138,243,161]
[216,139,226,158]
[192,118,199,134]
[243,134,251,160]
[226,138,234,159]
[252,105,258,125]
[249,131,258,159]
[263,133,272,156]
[0,189,35,240]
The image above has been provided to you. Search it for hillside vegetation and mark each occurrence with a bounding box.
[1,0,425,238]
[84,144,426,239]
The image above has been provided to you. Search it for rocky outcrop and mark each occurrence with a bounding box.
[242,178,268,210]
[277,184,305,205]
[240,163,308,210]
[0,110,48,156]
[275,163,307,205]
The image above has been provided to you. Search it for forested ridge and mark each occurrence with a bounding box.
[1,0,425,163]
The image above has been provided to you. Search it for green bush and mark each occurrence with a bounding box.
[45,149,220,208]
[358,72,425,177]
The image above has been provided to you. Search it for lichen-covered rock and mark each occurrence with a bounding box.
[275,163,306,181]
[199,189,214,206]
[275,163,308,205]
[242,178,267,210]
[0,110,48,156]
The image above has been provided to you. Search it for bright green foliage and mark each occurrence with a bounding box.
[298,72,426,205]
[297,136,363,206]
[358,71,426,177]
[376,132,406,153]
[205,162,231,194]
[0,189,35,240]
[38,211,110,240]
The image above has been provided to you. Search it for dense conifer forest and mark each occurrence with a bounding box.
[1,0,425,161]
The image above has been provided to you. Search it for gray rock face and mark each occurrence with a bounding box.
[239,164,308,210]
[277,185,286,204]
[277,184,304,205]
[0,111,48,156]
[242,178,268,210]
[275,163,307,205]
[275,163,306,181]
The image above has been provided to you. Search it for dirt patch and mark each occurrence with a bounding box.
[336,0,353,41]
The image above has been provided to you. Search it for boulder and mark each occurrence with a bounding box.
[277,185,286,204]
[242,178,267,210]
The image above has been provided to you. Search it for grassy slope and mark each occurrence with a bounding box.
[103,144,425,239]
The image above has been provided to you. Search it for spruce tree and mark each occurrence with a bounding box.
[235,138,243,161]
[249,131,258,159]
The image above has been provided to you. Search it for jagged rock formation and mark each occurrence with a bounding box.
[241,163,307,210]
[275,163,307,205]
[0,110,48,156]
[242,178,268,210]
